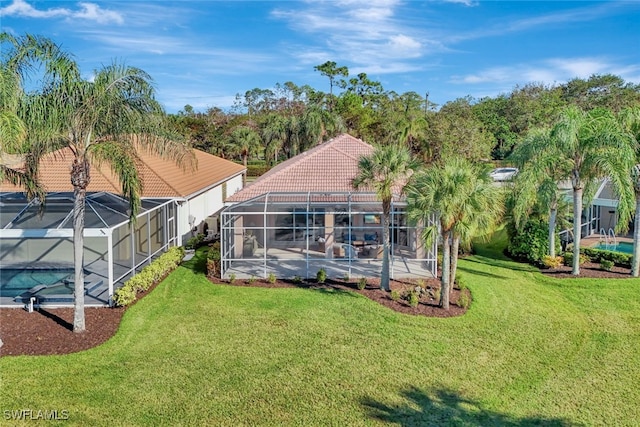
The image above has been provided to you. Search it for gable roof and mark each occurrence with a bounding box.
[0,147,245,199]
[227,133,376,203]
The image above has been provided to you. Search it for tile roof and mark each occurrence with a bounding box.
[227,133,379,202]
[0,147,245,199]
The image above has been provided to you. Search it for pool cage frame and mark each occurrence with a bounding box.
[220,191,438,280]
[0,192,180,306]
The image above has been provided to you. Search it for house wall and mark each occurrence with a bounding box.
[178,174,244,244]
[598,207,618,232]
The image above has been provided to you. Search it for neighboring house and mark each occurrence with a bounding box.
[0,148,245,307]
[587,178,631,236]
[2,147,245,243]
[221,133,437,280]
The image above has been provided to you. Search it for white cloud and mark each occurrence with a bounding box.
[0,0,123,24]
[75,2,123,25]
[0,0,68,19]
[272,0,433,68]
[450,57,640,90]
[387,34,422,57]
[442,0,478,7]
[546,58,608,79]
[448,2,629,43]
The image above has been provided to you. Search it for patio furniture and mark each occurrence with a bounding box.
[342,244,359,260]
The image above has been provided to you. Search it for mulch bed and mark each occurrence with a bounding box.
[0,281,159,358]
[0,274,467,357]
[539,261,633,279]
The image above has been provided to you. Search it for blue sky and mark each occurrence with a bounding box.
[2,0,639,114]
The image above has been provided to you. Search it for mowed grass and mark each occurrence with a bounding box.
[2,233,640,426]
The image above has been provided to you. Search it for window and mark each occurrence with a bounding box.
[364,214,380,224]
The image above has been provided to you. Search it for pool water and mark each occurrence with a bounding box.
[592,241,634,254]
[0,268,75,298]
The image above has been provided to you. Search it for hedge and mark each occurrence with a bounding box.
[580,247,632,268]
[113,246,185,307]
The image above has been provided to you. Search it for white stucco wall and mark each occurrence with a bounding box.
[177,173,244,244]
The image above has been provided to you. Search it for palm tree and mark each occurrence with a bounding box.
[449,165,504,293]
[397,111,427,157]
[1,33,77,200]
[300,105,344,151]
[551,106,635,275]
[227,126,263,183]
[28,53,193,332]
[509,128,571,259]
[353,144,418,291]
[406,157,503,309]
[261,113,287,165]
[619,107,640,276]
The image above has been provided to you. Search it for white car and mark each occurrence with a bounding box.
[490,167,518,181]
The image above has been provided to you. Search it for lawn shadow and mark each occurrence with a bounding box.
[362,386,579,426]
[463,255,538,273]
[181,246,209,275]
[457,265,507,280]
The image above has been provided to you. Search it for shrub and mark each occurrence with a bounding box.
[247,275,256,284]
[454,274,467,291]
[433,288,441,304]
[343,273,350,282]
[113,246,184,307]
[581,247,631,268]
[390,289,400,302]
[357,277,367,290]
[246,163,271,177]
[228,273,236,284]
[506,218,560,264]
[206,242,221,279]
[600,259,614,271]
[541,255,564,269]
[457,291,471,309]
[316,268,327,284]
[185,234,204,250]
[292,275,302,284]
[112,285,136,307]
[408,290,419,308]
[267,272,277,284]
[563,252,589,267]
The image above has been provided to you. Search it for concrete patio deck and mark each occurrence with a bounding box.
[223,246,436,280]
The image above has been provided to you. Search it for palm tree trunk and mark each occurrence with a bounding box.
[449,233,460,298]
[548,202,558,258]
[441,228,451,310]
[381,201,391,292]
[71,157,89,333]
[572,186,583,276]
[632,195,640,277]
[242,154,248,186]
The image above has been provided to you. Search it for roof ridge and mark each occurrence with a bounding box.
[240,134,346,191]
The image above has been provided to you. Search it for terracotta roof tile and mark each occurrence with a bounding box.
[0,147,245,199]
[227,133,378,202]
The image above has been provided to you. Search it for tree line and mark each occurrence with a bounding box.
[170,60,640,168]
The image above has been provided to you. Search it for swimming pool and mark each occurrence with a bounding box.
[0,268,76,298]
[592,241,634,254]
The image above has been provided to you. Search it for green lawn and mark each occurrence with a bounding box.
[2,233,640,426]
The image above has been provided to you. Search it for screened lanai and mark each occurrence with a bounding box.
[0,192,178,307]
[221,192,437,280]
